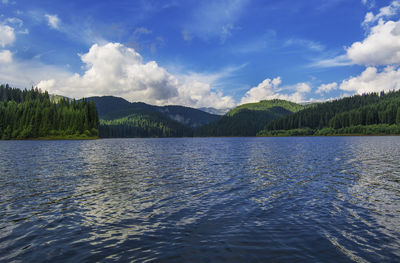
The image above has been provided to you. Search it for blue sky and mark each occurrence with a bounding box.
[1,0,400,109]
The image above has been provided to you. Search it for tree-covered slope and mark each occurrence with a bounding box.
[227,99,305,116]
[86,96,133,117]
[195,99,305,136]
[0,84,99,139]
[259,91,400,136]
[99,109,193,138]
[87,96,220,128]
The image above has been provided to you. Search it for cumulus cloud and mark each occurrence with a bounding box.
[339,66,400,94]
[0,49,12,63]
[0,24,15,47]
[315,82,338,94]
[36,42,235,109]
[0,58,72,89]
[347,19,400,65]
[240,77,311,104]
[45,14,60,29]
[3,17,28,34]
[362,0,400,25]
[313,1,400,68]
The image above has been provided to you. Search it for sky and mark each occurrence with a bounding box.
[0,0,400,109]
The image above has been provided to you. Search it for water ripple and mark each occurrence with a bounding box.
[0,137,399,262]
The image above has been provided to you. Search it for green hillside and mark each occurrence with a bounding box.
[227,99,305,116]
[99,109,193,138]
[195,99,304,136]
[258,91,400,136]
[87,96,220,138]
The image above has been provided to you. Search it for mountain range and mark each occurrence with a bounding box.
[2,82,399,140]
[87,96,306,138]
[88,91,400,138]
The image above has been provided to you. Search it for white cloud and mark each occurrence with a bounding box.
[0,49,12,63]
[2,0,16,4]
[175,76,236,109]
[0,58,72,89]
[347,19,400,65]
[221,24,234,43]
[240,77,311,104]
[184,0,248,42]
[45,14,60,29]
[361,0,375,8]
[34,42,235,109]
[36,79,55,90]
[315,82,338,94]
[310,55,352,68]
[362,0,400,25]
[0,24,15,47]
[5,17,23,28]
[313,2,400,68]
[284,38,324,52]
[3,17,28,34]
[340,66,400,94]
[134,27,152,35]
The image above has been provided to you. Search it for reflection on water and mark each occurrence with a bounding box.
[0,137,399,262]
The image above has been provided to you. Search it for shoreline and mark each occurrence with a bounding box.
[2,136,99,141]
[2,134,399,140]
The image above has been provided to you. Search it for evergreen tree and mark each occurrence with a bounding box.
[0,84,99,139]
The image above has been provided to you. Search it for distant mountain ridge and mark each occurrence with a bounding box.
[86,96,220,128]
[86,93,400,138]
[86,96,222,138]
[87,96,310,138]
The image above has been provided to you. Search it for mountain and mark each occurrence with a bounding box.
[99,109,193,138]
[194,99,305,137]
[258,90,400,136]
[87,96,220,128]
[226,100,305,116]
[86,96,221,138]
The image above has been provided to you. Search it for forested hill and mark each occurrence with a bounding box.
[86,96,220,138]
[195,99,305,137]
[0,84,99,139]
[87,96,220,128]
[99,109,193,138]
[226,99,305,116]
[259,91,400,136]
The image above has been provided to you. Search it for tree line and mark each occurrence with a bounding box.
[194,99,304,137]
[0,84,99,139]
[260,90,400,136]
[194,107,292,137]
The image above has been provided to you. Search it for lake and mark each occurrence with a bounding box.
[0,137,399,262]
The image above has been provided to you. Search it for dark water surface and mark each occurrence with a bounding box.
[0,137,399,262]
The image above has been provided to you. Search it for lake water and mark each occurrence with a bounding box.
[0,137,399,262]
